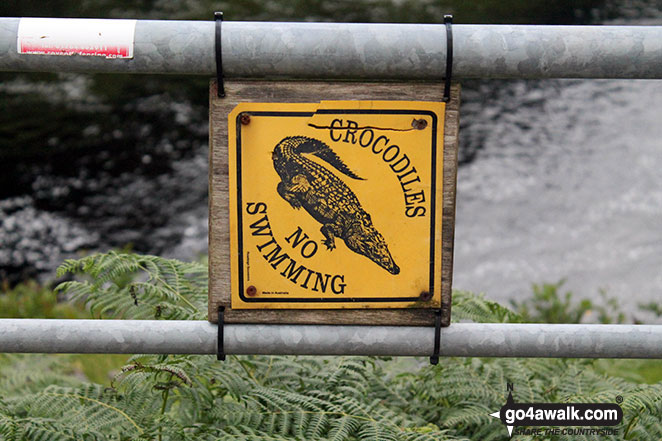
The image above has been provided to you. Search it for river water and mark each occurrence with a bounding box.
[1,5,661,315]
[455,78,662,313]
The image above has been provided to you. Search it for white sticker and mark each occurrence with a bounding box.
[17,18,136,59]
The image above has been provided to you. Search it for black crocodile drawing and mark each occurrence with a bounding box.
[272,136,400,275]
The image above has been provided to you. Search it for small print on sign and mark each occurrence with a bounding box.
[228,100,445,309]
[17,18,136,59]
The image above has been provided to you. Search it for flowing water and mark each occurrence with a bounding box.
[1,2,661,315]
[455,79,662,313]
[452,7,662,313]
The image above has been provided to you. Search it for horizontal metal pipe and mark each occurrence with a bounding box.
[1,18,662,79]
[1,319,661,358]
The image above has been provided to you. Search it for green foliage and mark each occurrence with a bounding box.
[638,301,662,318]
[452,290,523,323]
[1,252,662,440]
[0,279,130,384]
[0,280,84,319]
[595,358,662,385]
[1,353,465,440]
[55,251,207,320]
[510,280,626,324]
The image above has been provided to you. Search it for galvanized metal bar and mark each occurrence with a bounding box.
[1,320,661,358]
[1,18,662,79]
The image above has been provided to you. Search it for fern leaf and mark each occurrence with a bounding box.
[451,290,522,323]
[55,252,207,320]
[328,415,360,441]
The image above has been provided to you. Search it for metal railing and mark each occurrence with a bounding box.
[1,18,661,358]
[1,320,661,358]
[2,19,662,79]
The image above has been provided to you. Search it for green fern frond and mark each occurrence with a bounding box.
[442,402,494,426]
[452,290,523,323]
[215,425,308,440]
[0,408,24,441]
[620,384,662,414]
[0,355,81,395]
[55,252,207,320]
[251,387,329,413]
[402,429,468,441]
[22,419,104,441]
[1,384,151,440]
[463,422,509,441]
[328,414,360,441]
[357,421,400,441]
[625,411,662,440]
[114,360,193,388]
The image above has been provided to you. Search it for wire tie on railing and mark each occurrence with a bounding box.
[442,14,453,103]
[217,306,226,361]
[430,309,442,365]
[214,11,225,98]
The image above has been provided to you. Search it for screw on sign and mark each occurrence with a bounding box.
[419,291,432,302]
[411,118,428,130]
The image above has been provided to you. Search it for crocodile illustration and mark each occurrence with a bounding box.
[272,136,400,275]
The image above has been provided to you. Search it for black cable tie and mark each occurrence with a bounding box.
[214,11,225,98]
[430,309,442,365]
[217,305,226,361]
[442,14,453,103]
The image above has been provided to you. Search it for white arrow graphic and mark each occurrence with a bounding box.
[489,410,513,437]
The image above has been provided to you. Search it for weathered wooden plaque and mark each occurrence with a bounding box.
[209,81,459,326]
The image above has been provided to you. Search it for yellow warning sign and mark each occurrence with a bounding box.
[228,100,445,309]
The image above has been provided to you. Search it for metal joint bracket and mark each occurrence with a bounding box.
[214,11,225,98]
[442,14,453,102]
[217,306,225,361]
[430,309,442,365]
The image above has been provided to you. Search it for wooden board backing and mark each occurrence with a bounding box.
[209,80,459,326]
